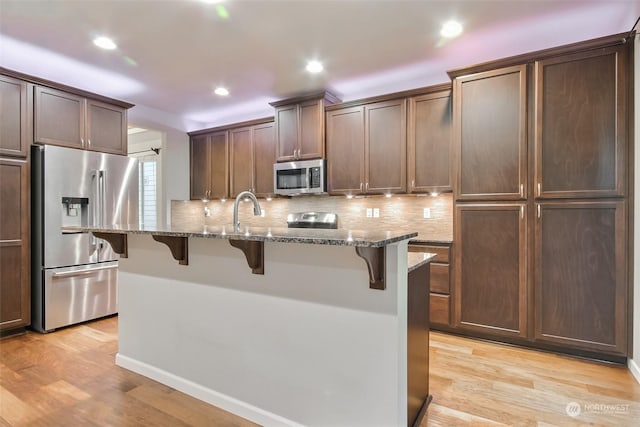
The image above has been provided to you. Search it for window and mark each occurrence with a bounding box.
[139,158,158,227]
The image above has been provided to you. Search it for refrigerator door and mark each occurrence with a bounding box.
[41,145,99,268]
[98,152,138,261]
[43,261,118,331]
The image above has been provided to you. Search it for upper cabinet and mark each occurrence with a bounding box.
[453,65,527,201]
[533,45,627,199]
[229,121,276,198]
[0,75,28,158]
[271,91,340,162]
[190,130,229,200]
[34,86,128,155]
[326,99,406,195]
[408,87,452,193]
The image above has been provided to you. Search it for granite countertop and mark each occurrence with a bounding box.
[407,252,437,272]
[64,224,418,248]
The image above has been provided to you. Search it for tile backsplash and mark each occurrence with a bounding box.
[171,193,453,241]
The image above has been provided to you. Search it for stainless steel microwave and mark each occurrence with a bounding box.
[274,159,326,196]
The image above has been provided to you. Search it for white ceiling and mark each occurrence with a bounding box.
[1,0,638,131]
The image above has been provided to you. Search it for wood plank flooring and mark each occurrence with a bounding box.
[1,316,639,426]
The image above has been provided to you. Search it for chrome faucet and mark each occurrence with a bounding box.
[233,191,262,232]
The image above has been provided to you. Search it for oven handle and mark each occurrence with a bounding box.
[52,264,118,278]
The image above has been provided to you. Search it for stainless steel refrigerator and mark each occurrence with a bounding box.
[31,145,138,332]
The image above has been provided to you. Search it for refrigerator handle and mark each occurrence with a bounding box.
[100,170,106,227]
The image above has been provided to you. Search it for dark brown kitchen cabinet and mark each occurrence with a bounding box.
[365,99,406,194]
[326,99,406,195]
[229,121,276,198]
[533,45,627,199]
[410,243,452,327]
[534,201,627,355]
[189,131,229,200]
[0,157,30,333]
[252,122,276,197]
[34,86,127,155]
[326,106,365,194]
[0,75,28,158]
[86,99,127,155]
[453,65,527,201]
[408,88,452,193]
[271,91,339,162]
[230,127,253,196]
[454,203,527,338]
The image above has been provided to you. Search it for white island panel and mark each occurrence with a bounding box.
[116,233,408,426]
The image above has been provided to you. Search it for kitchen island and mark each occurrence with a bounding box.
[68,224,434,426]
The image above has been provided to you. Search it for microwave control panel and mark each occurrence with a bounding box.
[309,167,321,188]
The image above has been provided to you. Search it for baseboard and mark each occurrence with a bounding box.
[115,353,304,427]
[629,358,640,385]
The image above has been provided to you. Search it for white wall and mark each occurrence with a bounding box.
[631,33,640,384]
[128,105,190,226]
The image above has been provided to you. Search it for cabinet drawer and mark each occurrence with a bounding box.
[430,293,450,325]
[409,245,449,263]
[430,263,450,294]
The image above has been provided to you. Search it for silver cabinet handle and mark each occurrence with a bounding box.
[520,205,524,219]
[87,138,91,146]
[520,184,523,197]
[53,264,118,278]
[411,179,415,189]
[537,182,541,197]
[537,204,541,219]
[359,182,363,192]
[365,182,369,191]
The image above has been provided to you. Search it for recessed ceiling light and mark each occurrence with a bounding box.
[214,87,229,96]
[440,20,463,39]
[93,36,117,50]
[306,60,324,73]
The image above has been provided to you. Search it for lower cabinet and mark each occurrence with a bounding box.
[409,243,452,327]
[534,200,627,355]
[454,203,528,338]
[0,157,30,333]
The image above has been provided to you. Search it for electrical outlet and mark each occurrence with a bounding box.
[423,208,431,219]
[366,208,372,218]
[373,208,380,218]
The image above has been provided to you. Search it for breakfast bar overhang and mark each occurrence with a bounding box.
[71,225,433,427]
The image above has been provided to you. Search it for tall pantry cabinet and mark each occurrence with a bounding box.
[0,74,30,333]
[450,35,631,358]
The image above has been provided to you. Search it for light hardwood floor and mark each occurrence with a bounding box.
[1,316,638,426]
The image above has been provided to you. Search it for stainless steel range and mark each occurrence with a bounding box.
[287,212,338,229]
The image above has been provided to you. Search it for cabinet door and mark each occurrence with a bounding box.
[365,99,406,194]
[454,65,527,201]
[408,90,452,193]
[230,127,254,197]
[86,99,127,155]
[534,201,626,355]
[0,158,30,330]
[534,46,627,198]
[34,86,85,149]
[454,203,527,338]
[326,106,365,195]
[190,134,210,200]
[299,99,324,160]
[209,131,229,199]
[253,122,276,197]
[275,105,298,161]
[0,75,28,158]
